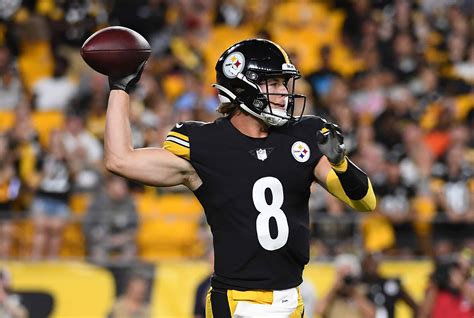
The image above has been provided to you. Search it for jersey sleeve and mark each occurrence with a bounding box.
[163,122,191,161]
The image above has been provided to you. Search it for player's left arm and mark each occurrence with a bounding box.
[314,122,376,212]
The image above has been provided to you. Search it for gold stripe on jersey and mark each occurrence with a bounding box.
[163,131,190,161]
[326,170,376,212]
[168,131,189,143]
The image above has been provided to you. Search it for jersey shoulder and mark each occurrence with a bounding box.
[163,121,207,160]
[299,115,331,126]
[286,115,327,134]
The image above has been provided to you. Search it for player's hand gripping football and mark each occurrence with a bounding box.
[317,122,346,165]
[108,61,146,94]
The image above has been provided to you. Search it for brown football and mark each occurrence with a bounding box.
[80,26,151,77]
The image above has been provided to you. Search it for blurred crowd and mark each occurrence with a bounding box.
[0,0,472,266]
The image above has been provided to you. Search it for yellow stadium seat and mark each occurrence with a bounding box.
[270,2,329,29]
[14,216,85,259]
[203,25,256,87]
[136,193,204,260]
[32,111,65,147]
[60,220,85,258]
[18,41,54,93]
[271,14,359,77]
[419,102,441,130]
[69,192,92,216]
[454,94,474,120]
[330,44,365,77]
[162,73,186,103]
[13,219,33,258]
[361,213,395,253]
[0,110,14,132]
[272,28,322,75]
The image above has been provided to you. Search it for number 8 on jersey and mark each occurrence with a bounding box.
[253,177,289,251]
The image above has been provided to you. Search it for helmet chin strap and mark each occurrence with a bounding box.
[260,96,290,126]
[261,108,288,126]
[238,103,279,125]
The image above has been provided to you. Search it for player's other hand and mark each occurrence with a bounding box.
[108,61,146,93]
[316,122,345,165]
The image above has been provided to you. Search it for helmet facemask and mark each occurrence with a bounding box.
[253,74,306,127]
[215,69,306,127]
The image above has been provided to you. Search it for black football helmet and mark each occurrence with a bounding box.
[213,39,306,126]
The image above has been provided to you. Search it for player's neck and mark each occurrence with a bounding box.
[230,112,269,138]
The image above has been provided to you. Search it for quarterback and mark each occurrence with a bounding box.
[105,39,376,317]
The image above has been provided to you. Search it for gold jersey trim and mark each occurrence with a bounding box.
[163,131,190,160]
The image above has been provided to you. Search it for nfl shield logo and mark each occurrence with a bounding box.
[256,148,267,161]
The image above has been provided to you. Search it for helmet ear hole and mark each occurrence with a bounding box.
[246,71,258,81]
[253,99,264,110]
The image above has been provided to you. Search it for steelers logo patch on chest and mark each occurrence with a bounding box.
[291,141,310,162]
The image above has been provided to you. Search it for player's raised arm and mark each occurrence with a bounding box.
[80,27,199,189]
[314,121,376,212]
[104,66,198,189]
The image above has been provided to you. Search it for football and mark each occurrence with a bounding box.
[80,26,151,77]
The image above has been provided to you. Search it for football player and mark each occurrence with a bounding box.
[105,39,376,317]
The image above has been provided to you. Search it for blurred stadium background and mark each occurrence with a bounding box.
[0,0,472,317]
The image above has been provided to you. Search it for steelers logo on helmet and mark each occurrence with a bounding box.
[222,51,245,79]
[291,141,310,162]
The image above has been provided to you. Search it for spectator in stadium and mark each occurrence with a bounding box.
[422,97,456,160]
[341,0,371,50]
[305,45,341,115]
[32,54,78,112]
[398,138,437,255]
[418,257,474,318]
[0,134,21,259]
[104,38,375,316]
[373,85,416,151]
[173,70,219,123]
[349,70,386,120]
[316,253,375,318]
[452,42,474,84]
[399,132,434,192]
[361,253,418,318]
[108,271,151,318]
[30,129,72,260]
[62,110,103,192]
[83,174,138,265]
[324,92,358,155]
[299,279,318,318]
[0,45,22,110]
[431,143,474,254]
[375,152,417,257]
[214,0,247,27]
[311,190,357,259]
[408,66,440,112]
[386,32,421,83]
[0,268,27,318]
[8,99,42,211]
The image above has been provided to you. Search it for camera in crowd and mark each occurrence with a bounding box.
[343,274,358,286]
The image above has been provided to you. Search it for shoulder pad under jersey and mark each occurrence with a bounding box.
[163,121,205,160]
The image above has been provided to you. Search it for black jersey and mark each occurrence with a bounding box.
[163,116,325,290]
